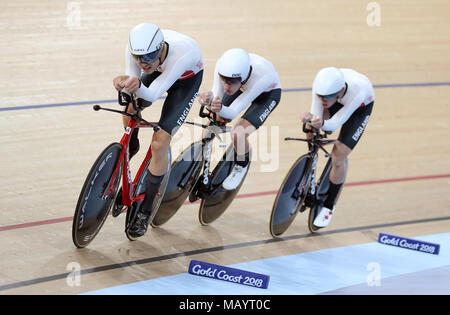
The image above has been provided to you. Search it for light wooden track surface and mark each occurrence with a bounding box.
[0,0,449,294]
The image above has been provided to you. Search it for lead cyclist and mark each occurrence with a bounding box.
[112,22,204,238]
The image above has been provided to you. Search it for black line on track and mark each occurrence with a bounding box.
[1,215,449,292]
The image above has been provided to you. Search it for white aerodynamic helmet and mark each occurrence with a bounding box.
[128,23,164,63]
[217,48,251,83]
[313,67,346,97]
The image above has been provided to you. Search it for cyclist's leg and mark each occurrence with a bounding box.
[231,118,255,162]
[314,102,373,227]
[234,88,281,162]
[152,71,203,175]
[324,141,351,206]
[223,89,281,189]
[129,71,203,237]
[328,101,373,204]
[148,70,203,200]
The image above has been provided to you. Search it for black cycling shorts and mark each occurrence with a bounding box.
[328,101,373,150]
[221,88,282,129]
[140,70,203,136]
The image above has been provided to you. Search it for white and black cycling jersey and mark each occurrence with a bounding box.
[311,68,375,133]
[125,29,204,104]
[211,53,282,120]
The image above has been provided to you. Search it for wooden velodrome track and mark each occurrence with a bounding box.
[1,0,449,295]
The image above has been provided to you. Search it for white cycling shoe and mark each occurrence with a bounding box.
[222,164,249,190]
[313,205,336,228]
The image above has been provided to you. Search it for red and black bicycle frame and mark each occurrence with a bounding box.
[98,92,161,209]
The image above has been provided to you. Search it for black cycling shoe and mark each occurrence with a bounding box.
[126,172,165,238]
[128,211,151,238]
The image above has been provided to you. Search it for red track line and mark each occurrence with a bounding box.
[0,217,74,232]
[1,173,449,232]
[345,173,450,186]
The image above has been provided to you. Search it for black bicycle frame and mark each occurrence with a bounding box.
[183,106,230,196]
[286,124,334,208]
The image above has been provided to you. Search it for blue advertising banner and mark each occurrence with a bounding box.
[378,233,440,255]
[188,260,270,289]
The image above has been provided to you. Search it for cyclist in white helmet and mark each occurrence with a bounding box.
[112,22,204,238]
[198,48,282,190]
[300,67,374,228]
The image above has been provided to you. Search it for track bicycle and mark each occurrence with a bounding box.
[152,105,251,227]
[269,123,347,237]
[72,91,171,247]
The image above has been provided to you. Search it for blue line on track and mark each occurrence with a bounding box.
[1,81,449,112]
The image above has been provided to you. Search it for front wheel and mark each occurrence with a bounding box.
[72,143,122,248]
[269,154,311,237]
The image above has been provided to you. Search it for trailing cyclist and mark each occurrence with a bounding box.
[300,67,374,228]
